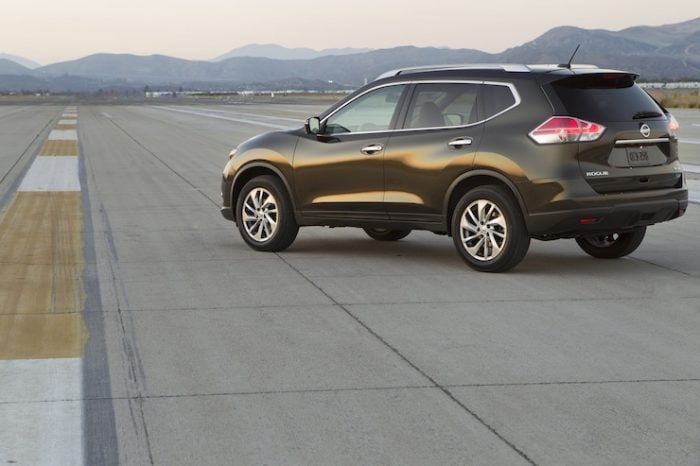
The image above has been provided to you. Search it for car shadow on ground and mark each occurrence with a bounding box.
[268,234,655,277]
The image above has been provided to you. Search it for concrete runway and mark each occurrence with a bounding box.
[1,104,699,465]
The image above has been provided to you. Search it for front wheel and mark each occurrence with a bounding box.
[575,227,646,259]
[363,228,411,241]
[236,175,298,252]
[451,185,530,273]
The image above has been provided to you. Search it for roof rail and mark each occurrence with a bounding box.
[374,64,531,81]
[527,64,599,70]
[374,63,602,81]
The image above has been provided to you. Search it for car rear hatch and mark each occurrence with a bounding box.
[547,73,683,194]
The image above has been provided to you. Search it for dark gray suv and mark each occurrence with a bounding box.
[221,64,688,272]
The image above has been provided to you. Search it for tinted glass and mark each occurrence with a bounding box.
[404,83,479,129]
[325,84,406,134]
[552,74,664,122]
[482,84,516,119]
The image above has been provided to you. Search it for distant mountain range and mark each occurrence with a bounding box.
[0,53,41,69]
[2,18,699,93]
[211,44,373,61]
[0,58,33,75]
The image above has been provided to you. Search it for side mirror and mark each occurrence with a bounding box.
[305,116,321,135]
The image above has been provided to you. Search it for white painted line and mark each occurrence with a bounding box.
[684,164,700,174]
[0,400,83,466]
[171,105,304,123]
[18,157,81,192]
[680,138,700,145]
[0,358,82,403]
[48,130,78,141]
[152,106,291,129]
[0,358,83,466]
[688,179,700,204]
[59,119,77,125]
[62,114,77,119]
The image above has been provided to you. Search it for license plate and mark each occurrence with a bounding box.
[626,147,651,167]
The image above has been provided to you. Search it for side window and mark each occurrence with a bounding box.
[325,84,406,134]
[404,83,479,129]
[482,84,517,119]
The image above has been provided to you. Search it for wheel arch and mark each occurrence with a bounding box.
[444,170,528,232]
[231,162,297,222]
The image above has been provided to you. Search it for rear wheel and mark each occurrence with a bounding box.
[451,185,530,273]
[236,175,298,252]
[575,227,646,259]
[363,228,411,241]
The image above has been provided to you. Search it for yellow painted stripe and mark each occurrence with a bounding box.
[0,314,85,360]
[55,124,78,130]
[39,140,79,156]
[0,192,85,360]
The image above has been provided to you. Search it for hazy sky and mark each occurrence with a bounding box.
[3,0,699,65]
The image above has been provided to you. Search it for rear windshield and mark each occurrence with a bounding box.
[551,74,664,122]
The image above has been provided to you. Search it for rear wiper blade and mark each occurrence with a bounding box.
[633,111,663,119]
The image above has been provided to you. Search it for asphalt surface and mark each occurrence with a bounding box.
[1,104,699,465]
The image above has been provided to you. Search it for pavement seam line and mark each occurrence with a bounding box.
[103,115,220,206]
[72,292,700,313]
[0,385,438,405]
[628,255,695,277]
[275,254,538,466]
[445,378,700,388]
[4,377,700,406]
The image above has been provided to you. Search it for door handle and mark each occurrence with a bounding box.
[361,144,384,155]
[448,137,473,148]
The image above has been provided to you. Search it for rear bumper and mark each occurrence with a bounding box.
[526,188,688,239]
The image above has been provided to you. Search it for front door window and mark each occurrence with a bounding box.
[325,85,406,134]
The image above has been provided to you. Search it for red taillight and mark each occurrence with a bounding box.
[529,116,606,144]
[668,114,679,137]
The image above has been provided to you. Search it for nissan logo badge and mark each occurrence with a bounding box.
[640,123,651,138]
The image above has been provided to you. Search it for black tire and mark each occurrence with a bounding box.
[575,227,646,259]
[236,175,298,252]
[451,185,530,273]
[363,228,411,241]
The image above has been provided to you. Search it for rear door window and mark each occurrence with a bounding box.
[404,82,479,129]
[551,74,664,122]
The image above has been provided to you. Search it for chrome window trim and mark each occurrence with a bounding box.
[321,80,521,136]
[615,138,670,146]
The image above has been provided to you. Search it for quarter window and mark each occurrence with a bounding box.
[325,85,406,134]
[482,84,517,119]
[404,83,479,129]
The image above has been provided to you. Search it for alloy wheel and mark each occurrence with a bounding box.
[242,187,278,242]
[459,199,508,261]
